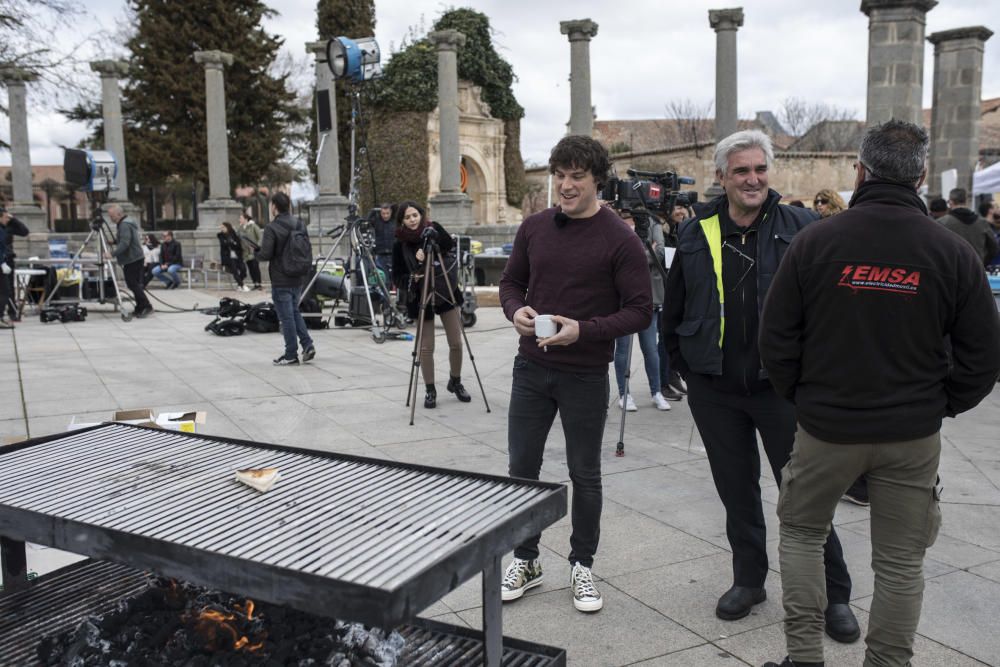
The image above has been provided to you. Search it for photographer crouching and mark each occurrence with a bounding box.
[391,201,471,409]
[107,204,153,319]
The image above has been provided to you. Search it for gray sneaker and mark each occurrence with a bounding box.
[501,558,543,601]
[302,345,316,362]
[571,562,603,612]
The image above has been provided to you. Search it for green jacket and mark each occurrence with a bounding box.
[239,220,262,255]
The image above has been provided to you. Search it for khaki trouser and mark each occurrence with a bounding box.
[777,428,941,666]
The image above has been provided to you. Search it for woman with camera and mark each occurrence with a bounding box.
[217,222,249,292]
[391,201,470,409]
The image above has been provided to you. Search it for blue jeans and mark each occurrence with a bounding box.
[508,355,609,567]
[614,310,661,396]
[151,264,182,287]
[272,286,313,359]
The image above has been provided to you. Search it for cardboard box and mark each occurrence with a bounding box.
[155,411,207,433]
[67,408,207,433]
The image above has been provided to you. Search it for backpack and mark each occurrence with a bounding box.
[276,217,312,277]
[244,302,281,333]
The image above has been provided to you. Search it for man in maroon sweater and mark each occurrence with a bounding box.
[498,135,652,613]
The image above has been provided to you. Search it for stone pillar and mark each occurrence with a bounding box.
[559,19,599,137]
[193,50,241,227]
[861,0,938,125]
[427,30,473,227]
[306,41,349,231]
[928,27,993,193]
[706,8,744,200]
[89,60,130,200]
[1,68,45,231]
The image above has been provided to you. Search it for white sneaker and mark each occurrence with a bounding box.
[501,557,544,601]
[571,562,603,612]
[652,392,672,411]
[617,394,638,412]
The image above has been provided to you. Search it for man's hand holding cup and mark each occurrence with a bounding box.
[536,315,579,348]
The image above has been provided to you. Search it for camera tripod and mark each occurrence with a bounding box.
[44,199,133,322]
[405,235,490,426]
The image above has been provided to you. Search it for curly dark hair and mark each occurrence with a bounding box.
[395,200,426,226]
[548,135,611,188]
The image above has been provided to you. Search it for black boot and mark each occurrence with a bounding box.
[424,385,437,409]
[447,376,471,402]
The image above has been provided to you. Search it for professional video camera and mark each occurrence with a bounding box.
[603,168,697,214]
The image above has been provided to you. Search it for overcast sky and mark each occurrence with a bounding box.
[3,0,998,174]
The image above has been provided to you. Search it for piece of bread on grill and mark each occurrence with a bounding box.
[235,467,281,493]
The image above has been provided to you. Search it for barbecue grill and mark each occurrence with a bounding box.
[0,423,568,665]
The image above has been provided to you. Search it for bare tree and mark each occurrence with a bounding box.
[779,97,858,137]
[664,98,714,145]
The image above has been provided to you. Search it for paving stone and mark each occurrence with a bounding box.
[456,583,704,667]
[968,559,1000,584]
[630,643,744,666]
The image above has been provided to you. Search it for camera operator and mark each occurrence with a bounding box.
[107,204,153,319]
[370,203,396,289]
[613,208,680,410]
[0,207,28,327]
[391,201,470,409]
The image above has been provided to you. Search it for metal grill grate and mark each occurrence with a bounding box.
[0,423,566,629]
[0,559,149,666]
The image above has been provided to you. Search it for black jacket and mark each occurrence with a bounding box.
[160,239,183,267]
[369,210,396,255]
[0,216,29,264]
[940,207,999,266]
[256,213,304,288]
[391,221,459,318]
[760,180,1000,443]
[217,230,244,265]
[663,189,817,394]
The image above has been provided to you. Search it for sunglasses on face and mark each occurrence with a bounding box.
[814,198,829,206]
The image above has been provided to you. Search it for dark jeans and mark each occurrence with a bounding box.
[122,259,150,311]
[246,258,262,287]
[1,262,14,318]
[508,355,609,568]
[272,286,313,358]
[686,373,852,603]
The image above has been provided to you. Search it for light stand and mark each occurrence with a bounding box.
[43,189,133,321]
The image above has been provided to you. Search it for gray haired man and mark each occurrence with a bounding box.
[108,204,152,318]
[760,120,1000,667]
[662,130,858,640]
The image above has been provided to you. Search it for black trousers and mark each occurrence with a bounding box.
[122,259,151,311]
[1,262,14,319]
[686,373,852,604]
[246,258,262,287]
[508,355,609,568]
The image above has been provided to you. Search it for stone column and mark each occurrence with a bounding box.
[1,68,45,231]
[861,0,938,125]
[706,8,744,200]
[709,8,743,142]
[306,41,349,231]
[559,19,599,137]
[90,59,140,220]
[193,50,241,227]
[928,27,993,194]
[427,30,473,227]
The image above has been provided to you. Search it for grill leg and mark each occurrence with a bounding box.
[482,554,502,666]
[1,537,28,594]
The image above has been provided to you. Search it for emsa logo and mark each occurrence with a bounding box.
[837,265,920,294]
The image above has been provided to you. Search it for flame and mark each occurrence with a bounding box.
[191,599,264,653]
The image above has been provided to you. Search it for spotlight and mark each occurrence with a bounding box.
[326,36,382,82]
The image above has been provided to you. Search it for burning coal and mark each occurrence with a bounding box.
[37,577,404,666]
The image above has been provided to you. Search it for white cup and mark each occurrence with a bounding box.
[534,314,557,338]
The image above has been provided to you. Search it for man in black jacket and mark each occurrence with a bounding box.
[939,187,999,265]
[371,203,395,289]
[256,192,314,366]
[663,130,858,640]
[0,206,30,326]
[760,120,1000,667]
[152,230,184,289]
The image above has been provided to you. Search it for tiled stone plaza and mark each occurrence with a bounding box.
[2,289,999,666]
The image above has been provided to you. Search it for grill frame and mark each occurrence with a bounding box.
[0,423,566,647]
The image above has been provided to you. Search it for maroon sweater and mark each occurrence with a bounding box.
[499,206,653,372]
